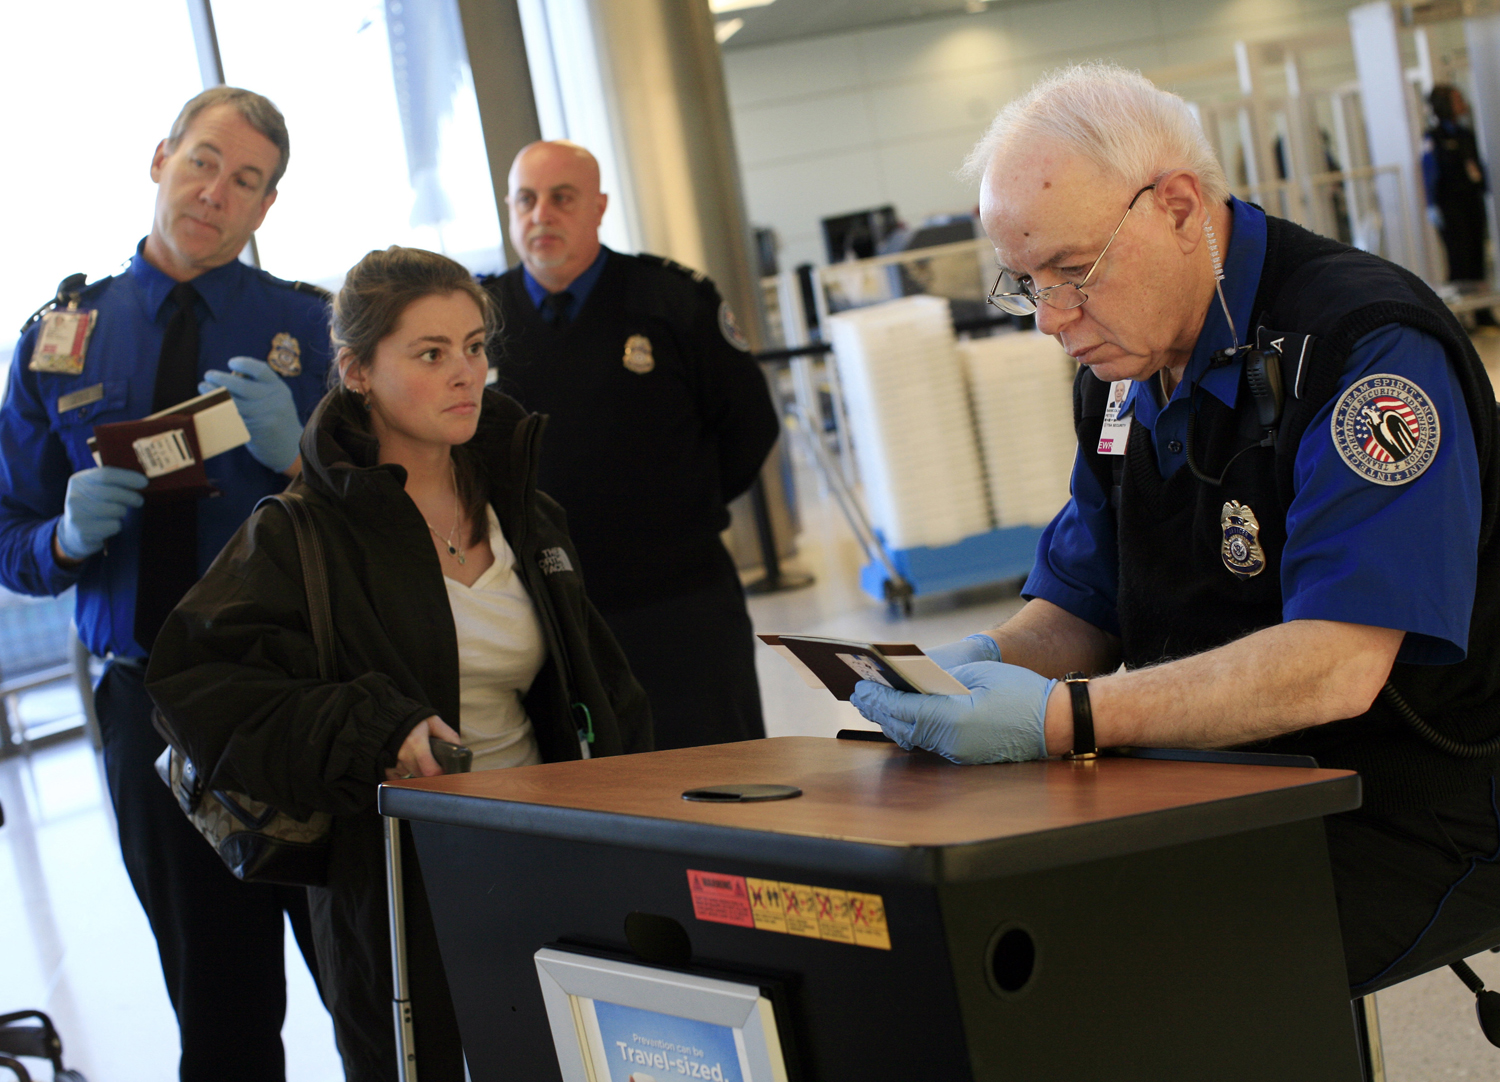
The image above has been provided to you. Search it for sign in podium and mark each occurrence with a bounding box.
[381,736,1364,1081]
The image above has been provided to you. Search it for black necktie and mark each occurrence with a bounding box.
[540,290,573,328]
[134,281,201,652]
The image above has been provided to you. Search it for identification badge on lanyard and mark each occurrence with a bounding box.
[30,308,97,375]
[1096,380,1133,456]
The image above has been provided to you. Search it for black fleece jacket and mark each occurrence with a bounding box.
[146,386,653,821]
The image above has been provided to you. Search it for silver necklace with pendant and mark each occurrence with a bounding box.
[422,462,466,565]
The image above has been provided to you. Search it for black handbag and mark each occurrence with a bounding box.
[153,491,335,887]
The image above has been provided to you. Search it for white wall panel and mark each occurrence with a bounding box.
[873,132,987,222]
[1000,0,1161,58]
[721,35,868,107]
[856,17,1015,83]
[734,90,880,166]
[728,0,1373,262]
[742,147,889,267]
[864,68,1021,144]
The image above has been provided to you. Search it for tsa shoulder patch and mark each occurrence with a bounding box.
[718,301,750,351]
[1329,373,1441,486]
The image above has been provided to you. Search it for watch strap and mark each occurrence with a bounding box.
[1062,672,1098,760]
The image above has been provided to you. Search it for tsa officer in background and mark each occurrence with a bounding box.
[0,87,329,1080]
[852,63,1500,993]
[483,141,780,750]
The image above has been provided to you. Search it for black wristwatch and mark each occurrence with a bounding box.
[1061,672,1099,760]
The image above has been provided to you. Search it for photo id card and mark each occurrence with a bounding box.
[1097,379,1133,456]
[30,309,97,375]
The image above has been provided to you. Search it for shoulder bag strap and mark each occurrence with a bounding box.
[258,492,337,682]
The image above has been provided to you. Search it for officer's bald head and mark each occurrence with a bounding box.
[509,141,601,197]
[506,141,609,291]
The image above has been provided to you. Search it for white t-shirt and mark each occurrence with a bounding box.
[443,505,546,772]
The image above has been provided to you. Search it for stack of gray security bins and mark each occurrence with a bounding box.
[959,330,1078,530]
[826,295,992,551]
[825,296,1076,604]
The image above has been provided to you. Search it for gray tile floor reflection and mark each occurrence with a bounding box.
[5,330,1500,1080]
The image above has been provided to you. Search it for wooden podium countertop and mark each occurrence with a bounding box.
[379,737,1359,883]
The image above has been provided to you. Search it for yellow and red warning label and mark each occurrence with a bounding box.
[686,869,754,927]
[687,870,890,950]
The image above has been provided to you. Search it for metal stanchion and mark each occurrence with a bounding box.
[385,815,419,1081]
[742,475,814,596]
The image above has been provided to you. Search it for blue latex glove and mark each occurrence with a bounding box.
[926,633,1002,672]
[200,356,301,473]
[851,661,1055,764]
[55,466,148,561]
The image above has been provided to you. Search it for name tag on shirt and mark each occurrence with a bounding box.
[57,383,105,413]
[1097,380,1133,456]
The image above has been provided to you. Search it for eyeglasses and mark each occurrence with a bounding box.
[986,184,1157,316]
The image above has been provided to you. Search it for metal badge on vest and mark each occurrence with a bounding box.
[622,334,654,374]
[267,332,302,377]
[1220,500,1267,578]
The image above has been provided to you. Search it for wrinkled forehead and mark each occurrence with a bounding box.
[978,140,1124,272]
[174,103,279,170]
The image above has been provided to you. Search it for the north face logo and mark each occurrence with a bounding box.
[539,547,573,574]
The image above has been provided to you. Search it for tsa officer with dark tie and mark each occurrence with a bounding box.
[0,86,330,1081]
[483,140,780,752]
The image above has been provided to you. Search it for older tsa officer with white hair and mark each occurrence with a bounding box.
[852,62,1500,993]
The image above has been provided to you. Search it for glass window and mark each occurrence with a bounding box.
[210,0,505,290]
[0,0,203,382]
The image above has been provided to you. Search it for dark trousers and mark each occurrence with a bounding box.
[309,815,464,1082]
[95,659,324,1082]
[600,566,765,750]
[1329,776,1500,993]
[1437,194,1490,282]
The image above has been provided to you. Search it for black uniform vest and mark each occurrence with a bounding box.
[484,255,735,611]
[1073,214,1500,811]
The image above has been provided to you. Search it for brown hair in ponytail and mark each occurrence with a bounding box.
[330,246,496,545]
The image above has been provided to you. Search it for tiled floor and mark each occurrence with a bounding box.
[5,329,1500,1080]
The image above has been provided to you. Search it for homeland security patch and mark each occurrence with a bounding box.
[1329,373,1440,486]
[719,301,751,351]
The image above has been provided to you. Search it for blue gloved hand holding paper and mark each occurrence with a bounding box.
[200,356,301,473]
[925,633,1002,672]
[850,661,1055,764]
[55,466,149,561]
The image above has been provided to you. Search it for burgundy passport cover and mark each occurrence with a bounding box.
[92,414,216,502]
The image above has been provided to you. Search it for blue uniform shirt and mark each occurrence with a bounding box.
[521,246,609,323]
[1023,197,1480,665]
[0,242,331,659]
